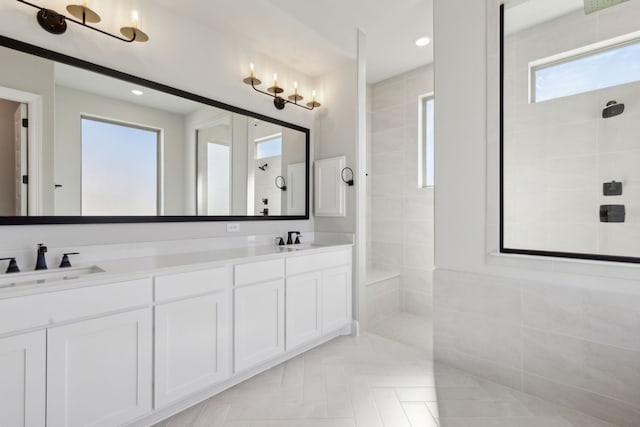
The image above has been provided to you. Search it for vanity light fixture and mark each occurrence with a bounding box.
[17,0,149,43]
[243,64,321,111]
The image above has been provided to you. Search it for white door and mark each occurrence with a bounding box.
[0,330,46,427]
[321,266,352,333]
[155,292,230,407]
[234,280,285,372]
[46,309,152,427]
[314,156,346,217]
[286,272,322,350]
[286,162,306,215]
[14,103,27,216]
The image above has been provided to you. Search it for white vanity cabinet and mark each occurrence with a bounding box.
[0,277,153,427]
[285,272,322,350]
[0,330,46,427]
[46,309,152,427]
[233,259,285,372]
[285,248,352,351]
[153,267,231,408]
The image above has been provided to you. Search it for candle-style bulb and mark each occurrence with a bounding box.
[293,81,298,95]
[273,74,278,87]
[312,90,316,101]
[250,63,255,77]
[132,10,140,29]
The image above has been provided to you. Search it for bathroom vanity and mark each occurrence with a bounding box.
[0,243,353,427]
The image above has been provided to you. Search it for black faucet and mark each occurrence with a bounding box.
[287,231,301,245]
[0,257,20,273]
[60,252,80,268]
[35,244,48,271]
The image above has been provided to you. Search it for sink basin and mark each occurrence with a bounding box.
[278,243,324,252]
[0,265,105,289]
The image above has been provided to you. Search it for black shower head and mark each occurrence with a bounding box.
[603,100,624,118]
[258,163,268,171]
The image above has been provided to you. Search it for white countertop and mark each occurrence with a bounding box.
[0,243,353,299]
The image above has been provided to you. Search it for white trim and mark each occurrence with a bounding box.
[0,86,43,215]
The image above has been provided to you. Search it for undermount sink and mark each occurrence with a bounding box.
[0,265,105,289]
[278,243,324,251]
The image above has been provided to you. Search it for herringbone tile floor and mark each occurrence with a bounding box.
[155,328,620,427]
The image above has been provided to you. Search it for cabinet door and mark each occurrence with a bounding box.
[155,292,229,407]
[0,331,46,427]
[286,272,322,350]
[234,280,285,372]
[322,266,352,333]
[47,309,152,427]
[314,156,346,217]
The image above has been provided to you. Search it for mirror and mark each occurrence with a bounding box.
[0,36,309,224]
[501,0,640,262]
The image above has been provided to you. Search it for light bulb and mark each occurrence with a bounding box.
[132,10,140,29]
[273,73,278,87]
[293,81,298,94]
[249,63,255,77]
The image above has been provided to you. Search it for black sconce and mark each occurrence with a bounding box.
[243,64,321,111]
[275,176,287,191]
[341,167,354,186]
[17,0,149,43]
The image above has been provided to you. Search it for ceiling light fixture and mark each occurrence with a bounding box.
[243,63,321,111]
[131,89,144,96]
[17,0,149,43]
[415,36,431,47]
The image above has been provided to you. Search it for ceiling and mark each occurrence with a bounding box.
[504,0,583,34]
[150,0,433,84]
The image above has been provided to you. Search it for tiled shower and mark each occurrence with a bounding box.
[365,64,435,350]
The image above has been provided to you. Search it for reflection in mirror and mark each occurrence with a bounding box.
[501,0,640,261]
[0,38,308,222]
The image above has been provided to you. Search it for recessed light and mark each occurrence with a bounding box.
[415,37,431,47]
[131,89,144,96]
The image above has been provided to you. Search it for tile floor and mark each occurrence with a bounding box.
[154,331,620,427]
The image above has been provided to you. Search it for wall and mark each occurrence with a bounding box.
[0,0,324,253]
[54,85,187,215]
[503,4,640,258]
[313,59,359,234]
[368,65,434,317]
[0,99,19,216]
[433,1,640,426]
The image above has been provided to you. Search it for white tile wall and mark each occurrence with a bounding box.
[434,269,640,427]
[368,65,434,318]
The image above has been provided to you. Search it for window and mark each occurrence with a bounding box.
[532,38,640,103]
[418,94,435,187]
[81,117,159,215]
[255,134,282,159]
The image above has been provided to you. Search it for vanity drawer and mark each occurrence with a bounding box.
[234,259,284,286]
[155,266,230,302]
[0,278,152,335]
[286,249,352,276]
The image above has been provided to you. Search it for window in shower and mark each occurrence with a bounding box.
[418,94,434,188]
[531,36,640,103]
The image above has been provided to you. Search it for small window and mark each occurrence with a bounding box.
[81,117,159,215]
[255,134,282,159]
[418,94,435,187]
[532,38,640,103]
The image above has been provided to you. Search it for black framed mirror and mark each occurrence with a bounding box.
[0,35,310,225]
